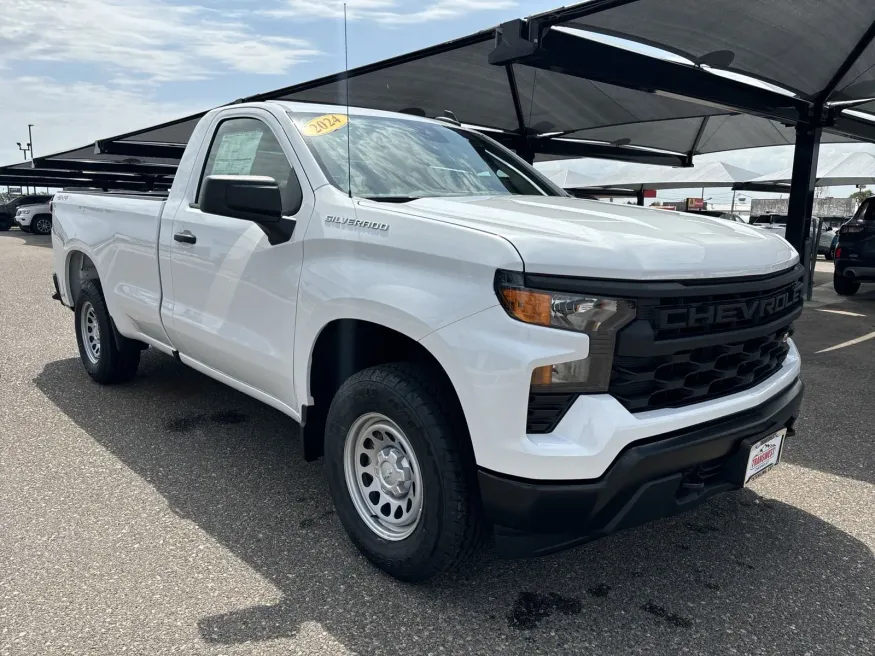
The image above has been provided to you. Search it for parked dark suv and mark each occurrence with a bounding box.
[834,198,875,295]
[0,194,53,231]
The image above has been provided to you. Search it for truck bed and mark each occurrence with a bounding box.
[53,190,170,348]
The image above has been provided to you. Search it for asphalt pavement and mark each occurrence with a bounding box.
[1,230,873,655]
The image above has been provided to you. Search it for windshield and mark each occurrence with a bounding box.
[290,112,564,200]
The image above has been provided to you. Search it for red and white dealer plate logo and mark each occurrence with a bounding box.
[745,429,786,485]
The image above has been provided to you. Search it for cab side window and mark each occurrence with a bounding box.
[198,117,300,215]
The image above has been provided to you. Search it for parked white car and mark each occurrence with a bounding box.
[15,199,53,235]
[50,101,804,581]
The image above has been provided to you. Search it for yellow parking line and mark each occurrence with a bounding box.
[816,309,867,317]
[816,331,875,354]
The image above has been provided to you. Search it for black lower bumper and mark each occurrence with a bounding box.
[835,259,875,282]
[479,378,804,558]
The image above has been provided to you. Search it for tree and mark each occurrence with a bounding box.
[849,189,873,203]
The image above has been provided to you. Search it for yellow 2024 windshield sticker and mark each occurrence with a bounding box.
[302,114,348,136]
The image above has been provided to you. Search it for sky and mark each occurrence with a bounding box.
[2,0,874,203]
[0,0,563,167]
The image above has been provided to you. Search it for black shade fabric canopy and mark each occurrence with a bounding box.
[559,0,875,102]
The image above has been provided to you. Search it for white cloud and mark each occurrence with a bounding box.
[0,0,321,83]
[268,0,516,24]
[0,75,204,166]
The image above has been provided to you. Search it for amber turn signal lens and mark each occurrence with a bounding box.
[531,365,553,386]
[499,288,551,326]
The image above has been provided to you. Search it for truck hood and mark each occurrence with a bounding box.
[397,195,798,279]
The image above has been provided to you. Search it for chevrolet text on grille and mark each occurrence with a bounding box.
[656,284,803,330]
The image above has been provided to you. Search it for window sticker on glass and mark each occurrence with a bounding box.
[302,114,348,137]
[211,131,264,175]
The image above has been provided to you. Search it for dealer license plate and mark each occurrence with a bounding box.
[744,429,786,485]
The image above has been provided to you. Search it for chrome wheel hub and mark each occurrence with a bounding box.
[81,301,101,364]
[344,413,423,541]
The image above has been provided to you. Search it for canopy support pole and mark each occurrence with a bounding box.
[505,65,534,163]
[685,116,710,165]
[636,189,644,206]
[786,123,822,279]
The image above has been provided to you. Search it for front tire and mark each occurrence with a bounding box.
[31,215,52,235]
[324,363,485,582]
[834,273,861,296]
[74,280,142,384]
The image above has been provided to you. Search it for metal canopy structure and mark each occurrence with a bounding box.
[80,28,862,167]
[88,32,728,167]
[735,151,875,193]
[0,156,174,192]
[587,161,761,192]
[488,0,875,260]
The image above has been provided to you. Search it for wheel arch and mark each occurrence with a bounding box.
[300,318,469,462]
[66,249,101,307]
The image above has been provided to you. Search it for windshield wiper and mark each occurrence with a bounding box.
[363,195,422,203]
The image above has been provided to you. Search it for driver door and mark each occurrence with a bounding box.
[166,113,312,408]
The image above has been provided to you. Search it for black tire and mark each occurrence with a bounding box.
[324,363,486,582]
[74,280,142,384]
[834,274,860,296]
[825,249,834,261]
[31,215,52,235]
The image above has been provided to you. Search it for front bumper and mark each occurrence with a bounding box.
[480,377,803,558]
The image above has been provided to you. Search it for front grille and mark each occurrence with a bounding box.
[520,265,803,427]
[644,277,803,341]
[526,392,576,434]
[610,328,792,413]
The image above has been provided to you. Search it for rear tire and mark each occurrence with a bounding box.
[834,274,860,296]
[324,363,485,582]
[74,280,142,384]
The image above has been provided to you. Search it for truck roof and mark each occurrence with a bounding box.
[261,100,470,129]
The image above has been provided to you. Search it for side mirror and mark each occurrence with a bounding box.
[199,175,295,244]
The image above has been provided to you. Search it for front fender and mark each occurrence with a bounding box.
[294,297,478,407]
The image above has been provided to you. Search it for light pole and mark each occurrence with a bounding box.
[16,141,32,194]
[27,124,34,159]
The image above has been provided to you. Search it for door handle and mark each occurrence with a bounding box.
[173,230,197,244]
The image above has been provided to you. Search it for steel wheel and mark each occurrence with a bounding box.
[344,412,423,541]
[34,217,51,234]
[80,301,101,364]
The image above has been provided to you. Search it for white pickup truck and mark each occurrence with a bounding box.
[51,101,804,581]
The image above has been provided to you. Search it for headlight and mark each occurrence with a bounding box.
[18,209,31,215]
[495,270,636,392]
